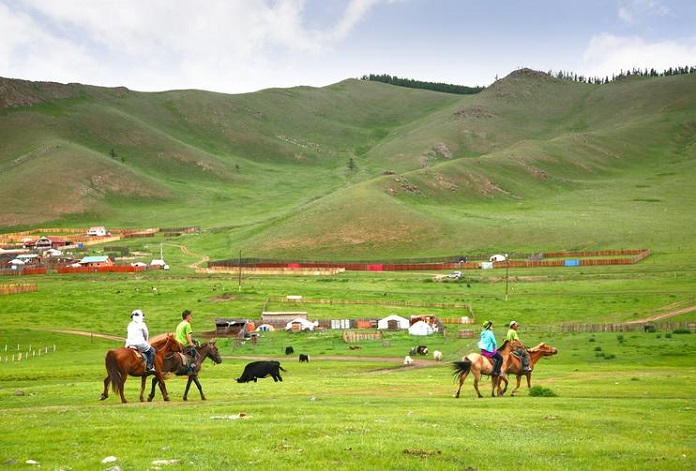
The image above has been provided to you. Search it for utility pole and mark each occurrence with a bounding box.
[238,250,242,292]
[505,253,509,301]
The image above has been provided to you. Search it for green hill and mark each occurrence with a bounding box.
[1,69,694,259]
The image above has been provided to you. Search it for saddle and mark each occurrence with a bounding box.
[127,346,144,361]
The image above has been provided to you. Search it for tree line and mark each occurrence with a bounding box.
[364,65,696,92]
[361,74,484,95]
[546,65,696,85]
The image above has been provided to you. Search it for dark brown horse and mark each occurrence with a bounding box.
[452,340,522,398]
[504,342,558,396]
[99,333,181,403]
[148,338,222,401]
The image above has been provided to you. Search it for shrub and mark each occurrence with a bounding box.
[672,328,691,335]
[594,346,602,352]
[529,385,557,397]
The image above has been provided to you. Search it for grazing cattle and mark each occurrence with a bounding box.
[348,345,362,350]
[404,355,414,365]
[236,361,286,383]
[409,347,417,356]
[285,346,294,355]
[299,354,310,363]
[433,350,443,361]
[416,345,428,356]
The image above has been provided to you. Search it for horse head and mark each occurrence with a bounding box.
[529,342,558,356]
[203,338,223,365]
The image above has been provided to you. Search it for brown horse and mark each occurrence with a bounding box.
[452,340,522,398]
[99,333,181,403]
[147,339,222,401]
[504,342,558,396]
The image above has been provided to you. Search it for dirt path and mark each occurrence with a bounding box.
[164,243,209,269]
[43,329,124,342]
[626,304,696,323]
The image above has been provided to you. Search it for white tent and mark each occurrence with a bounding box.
[377,314,409,330]
[408,320,435,336]
[285,317,315,331]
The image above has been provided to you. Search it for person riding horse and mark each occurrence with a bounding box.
[125,309,155,372]
[175,309,199,373]
[478,320,503,376]
[506,320,532,372]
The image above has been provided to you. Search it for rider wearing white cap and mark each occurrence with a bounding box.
[125,309,156,373]
[506,320,532,372]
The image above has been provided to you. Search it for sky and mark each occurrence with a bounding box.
[1,0,695,95]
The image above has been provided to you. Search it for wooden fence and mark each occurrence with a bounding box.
[560,321,695,333]
[208,249,651,272]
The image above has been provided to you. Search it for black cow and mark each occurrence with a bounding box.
[299,354,310,363]
[236,361,286,383]
[416,345,428,355]
[285,346,294,355]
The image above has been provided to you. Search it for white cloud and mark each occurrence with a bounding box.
[0,0,398,92]
[618,0,670,25]
[583,33,696,78]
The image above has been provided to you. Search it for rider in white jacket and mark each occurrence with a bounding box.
[125,309,155,372]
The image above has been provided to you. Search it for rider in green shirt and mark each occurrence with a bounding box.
[506,321,532,372]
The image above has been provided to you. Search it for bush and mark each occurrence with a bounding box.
[594,346,602,352]
[529,385,557,397]
[672,328,691,335]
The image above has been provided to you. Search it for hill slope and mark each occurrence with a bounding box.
[1,70,694,258]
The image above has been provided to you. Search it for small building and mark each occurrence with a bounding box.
[377,314,410,330]
[261,311,308,327]
[214,318,249,336]
[150,259,169,270]
[86,226,109,237]
[35,236,70,251]
[408,320,435,336]
[78,255,114,267]
[285,317,316,332]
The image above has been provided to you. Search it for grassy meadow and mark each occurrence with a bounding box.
[1,70,695,469]
[1,250,695,470]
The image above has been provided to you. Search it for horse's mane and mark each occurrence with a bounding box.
[150,332,175,347]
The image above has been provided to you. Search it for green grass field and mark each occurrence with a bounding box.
[1,256,694,470]
[1,69,695,469]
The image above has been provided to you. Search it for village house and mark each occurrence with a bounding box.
[78,255,114,267]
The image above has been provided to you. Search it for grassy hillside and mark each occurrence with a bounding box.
[1,70,695,258]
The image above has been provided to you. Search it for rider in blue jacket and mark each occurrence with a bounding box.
[478,320,503,376]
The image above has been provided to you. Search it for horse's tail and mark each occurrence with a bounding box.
[451,359,472,377]
[105,350,124,395]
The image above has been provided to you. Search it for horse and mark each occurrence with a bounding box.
[99,333,181,403]
[452,340,523,398]
[147,338,222,401]
[504,342,558,396]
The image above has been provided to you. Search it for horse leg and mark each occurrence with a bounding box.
[148,376,158,402]
[497,375,508,397]
[139,376,147,402]
[526,372,532,389]
[183,376,193,401]
[100,376,110,400]
[454,371,469,398]
[155,372,170,401]
[118,373,128,403]
[472,371,483,398]
[193,376,205,400]
[511,374,522,396]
